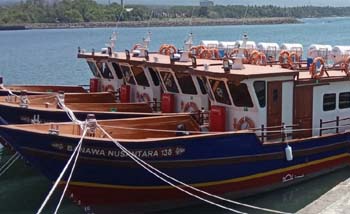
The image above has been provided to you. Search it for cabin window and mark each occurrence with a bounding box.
[131,66,150,87]
[209,79,231,105]
[148,68,160,86]
[175,73,197,95]
[254,81,266,107]
[323,93,336,111]
[87,61,100,77]
[160,71,179,93]
[111,63,123,79]
[197,77,208,95]
[339,92,350,109]
[98,62,114,79]
[120,65,135,85]
[227,82,253,107]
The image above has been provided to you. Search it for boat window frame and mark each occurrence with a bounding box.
[148,67,160,87]
[323,93,336,112]
[159,70,180,94]
[208,78,232,106]
[197,76,208,95]
[174,72,198,95]
[339,92,350,109]
[227,81,254,108]
[87,60,101,78]
[97,61,114,79]
[119,64,136,85]
[130,66,150,87]
[111,62,124,80]
[253,81,266,108]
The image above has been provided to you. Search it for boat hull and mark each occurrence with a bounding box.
[0,126,349,213]
[0,103,156,125]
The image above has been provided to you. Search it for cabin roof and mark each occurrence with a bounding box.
[78,51,350,81]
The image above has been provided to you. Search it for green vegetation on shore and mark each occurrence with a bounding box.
[1,0,350,25]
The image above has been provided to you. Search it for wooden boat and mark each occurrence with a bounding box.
[0,92,158,125]
[0,83,86,96]
[0,114,349,213]
[3,33,350,212]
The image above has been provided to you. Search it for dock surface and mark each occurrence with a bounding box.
[298,178,350,214]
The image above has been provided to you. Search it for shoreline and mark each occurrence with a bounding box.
[0,17,301,30]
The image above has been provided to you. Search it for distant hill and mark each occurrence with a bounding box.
[1,0,350,7]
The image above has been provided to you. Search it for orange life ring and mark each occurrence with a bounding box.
[309,57,326,79]
[183,102,199,112]
[235,117,255,130]
[341,56,350,76]
[279,50,290,68]
[104,84,115,92]
[249,50,261,64]
[132,43,142,51]
[250,51,267,65]
[138,93,151,102]
[200,49,213,59]
[287,52,301,69]
[159,44,177,56]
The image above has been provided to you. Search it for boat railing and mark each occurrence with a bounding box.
[252,123,299,143]
[319,116,350,136]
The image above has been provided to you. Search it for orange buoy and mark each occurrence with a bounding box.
[309,57,326,79]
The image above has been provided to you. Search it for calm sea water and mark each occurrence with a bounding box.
[1,17,350,213]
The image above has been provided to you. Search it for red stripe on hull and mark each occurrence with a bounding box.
[65,156,350,206]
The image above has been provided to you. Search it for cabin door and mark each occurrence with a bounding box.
[267,81,282,139]
[293,86,313,138]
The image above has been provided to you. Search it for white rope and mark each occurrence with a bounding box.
[36,126,88,214]
[0,152,19,172]
[97,123,246,214]
[97,123,291,214]
[54,127,88,214]
[0,153,20,177]
[56,95,83,128]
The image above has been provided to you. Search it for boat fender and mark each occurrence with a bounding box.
[285,144,293,161]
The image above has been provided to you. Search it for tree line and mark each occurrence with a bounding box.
[1,0,350,24]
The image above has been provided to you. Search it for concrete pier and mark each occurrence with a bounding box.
[298,178,350,214]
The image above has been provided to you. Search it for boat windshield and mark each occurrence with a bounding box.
[87,61,101,77]
[197,76,208,95]
[148,67,160,86]
[175,73,197,95]
[131,66,150,87]
[111,63,124,79]
[98,62,114,79]
[209,79,231,105]
[160,71,179,93]
[227,81,253,108]
[120,65,136,85]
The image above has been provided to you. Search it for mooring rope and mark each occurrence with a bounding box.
[97,123,292,214]
[0,152,20,177]
[53,126,88,214]
[36,127,88,214]
[97,124,247,214]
